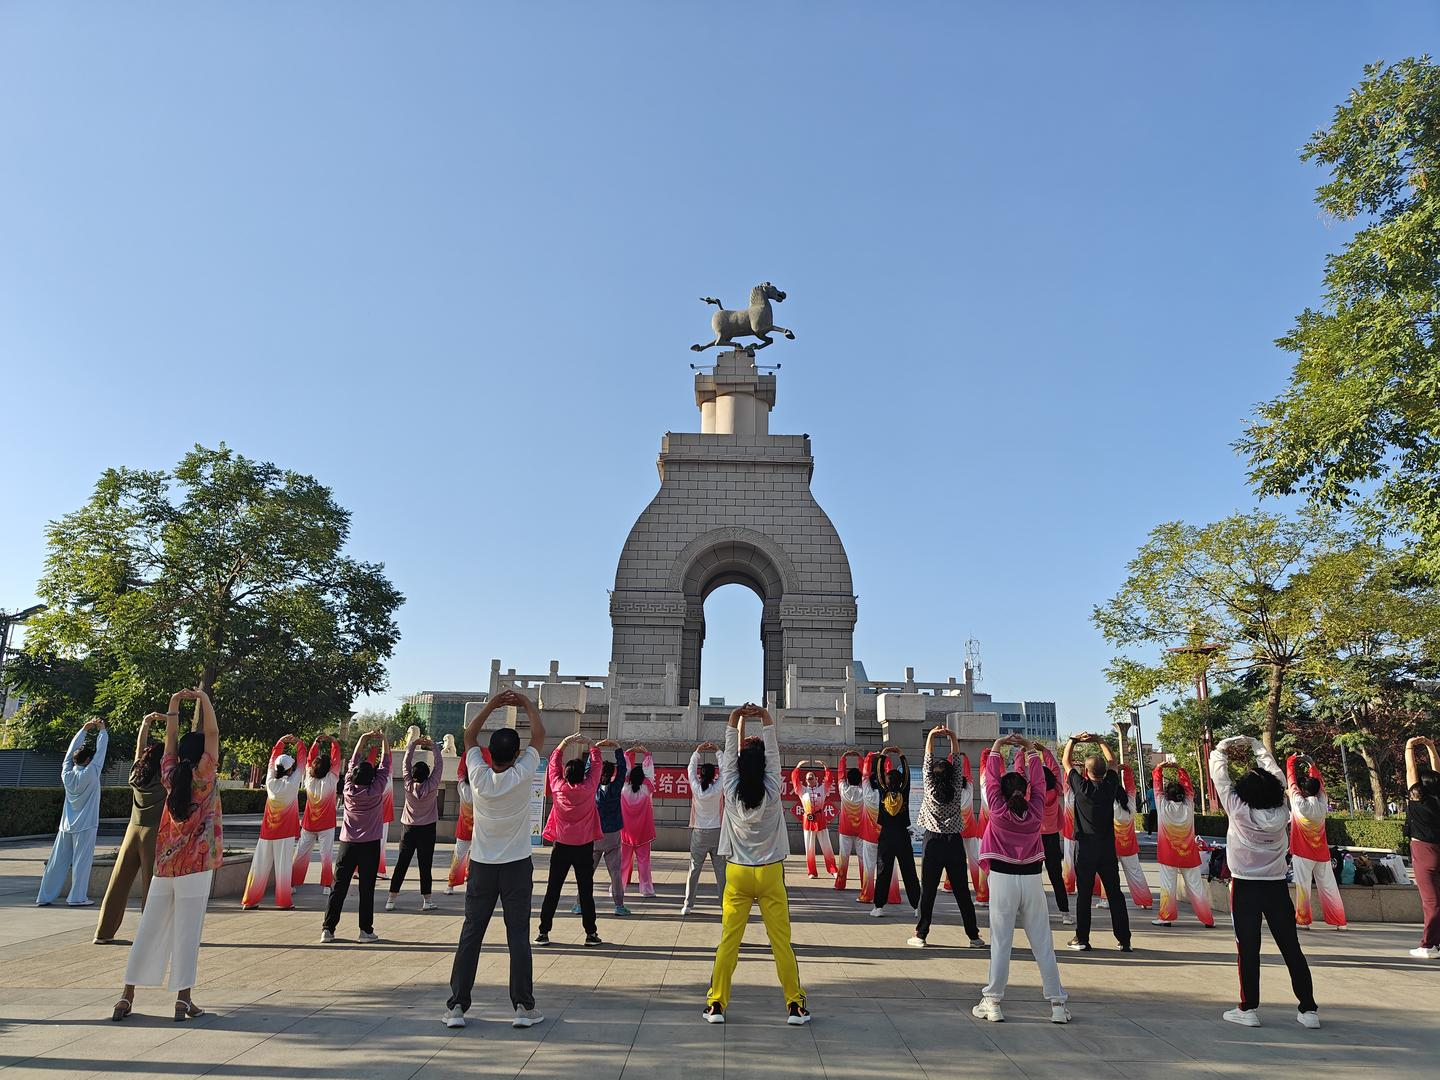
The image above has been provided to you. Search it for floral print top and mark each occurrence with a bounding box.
[157,751,224,877]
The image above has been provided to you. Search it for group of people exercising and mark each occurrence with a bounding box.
[34,686,1440,1031]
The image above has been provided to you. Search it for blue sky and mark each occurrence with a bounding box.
[2,3,1433,735]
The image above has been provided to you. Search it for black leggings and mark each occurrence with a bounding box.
[1075,839,1130,945]
[874,830,920,909]
[1042,832,1069,913]
[390,822,436,895]
[915,833,978,940]
[324,839,380,934]
[1231,877,1316,1012]
[539,841,597,935]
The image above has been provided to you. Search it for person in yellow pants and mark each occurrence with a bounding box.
[704,702,809,1026]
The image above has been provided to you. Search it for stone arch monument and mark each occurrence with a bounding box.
[608,347,858,742]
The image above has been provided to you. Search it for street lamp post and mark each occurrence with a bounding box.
[1128,699,1157,813]
[1112,718,1130,766]
[0,604,47,722]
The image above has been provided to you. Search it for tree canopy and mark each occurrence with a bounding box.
[13,444,403,763]
[1238,57,1440,575]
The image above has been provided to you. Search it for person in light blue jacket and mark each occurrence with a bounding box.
[37,718,109,906]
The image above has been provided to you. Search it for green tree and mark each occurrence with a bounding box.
[1093,510,1343,754]
[1238,57,1440,575]
[18,444,404,765]
[352,701,426,746]
[1154,678,1264,781]
[1298,541,1440,816]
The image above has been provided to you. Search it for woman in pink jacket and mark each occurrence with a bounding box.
[621,745,657,897]
[535,733,613,947]
[973,733,1069,1025]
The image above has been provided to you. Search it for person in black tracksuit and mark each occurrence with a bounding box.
[1062,732,1131,951]
[871,745,920,914]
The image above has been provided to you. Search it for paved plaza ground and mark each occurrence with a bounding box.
[0,838,1436,1079]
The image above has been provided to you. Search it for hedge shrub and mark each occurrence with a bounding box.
[0,786,284,836]
[1142,810,1408,852]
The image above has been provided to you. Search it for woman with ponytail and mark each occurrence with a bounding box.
[113,688,221,1023]
[94,713,166,943]
[972,734,1069,1025]
[292,736,342,895]
[620,744,656,897]
[682,740,726,916]
[910,726,983,948]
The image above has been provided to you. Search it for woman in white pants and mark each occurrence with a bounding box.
[293,737,341,894]
[241,735,305,909]
[1113,765,1154,909]
[682,741,726,915]
[1151,762,1214,927]
[973,735,1068,1025]
[1287,754,1347,929]
[113,688,222,1023]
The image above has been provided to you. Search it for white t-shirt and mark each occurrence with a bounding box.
[467,745,540,865]
[688,750,724,830]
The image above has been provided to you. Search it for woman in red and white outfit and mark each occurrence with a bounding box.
[1287,754,1347,930]
[1112,765,1154,909]
[1151,762,1214,927]
[1038,744,1072,925]
[791,760,838,879]
[242,735,305,910]
[447,749,478,893]
[621,745,656,897]
[856,752,883,904]
[292,736,341,895]
[967,750,992,905]
[835,751,866,892]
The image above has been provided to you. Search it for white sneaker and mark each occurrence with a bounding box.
[323,886,331,896]
[907,936,926,948]
[680,905,691,917]
[1297,1011,1321,1030]
[1061,912,1074,925]
[1408,945,1440,959]
[1151,918,1173,926]
[1223,1008,1260,1028]
[319,928,335,943]
[422,899,439,912]
[971,998,1004,1022]
[512,1007,544,1029]
[442,1005,466,1028]
[869,907,885,918]
[385,896,396,911]
[1050,1004,1071,1024]
[358,931,379,943]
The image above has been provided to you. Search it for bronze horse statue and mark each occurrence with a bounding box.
[691,282,795,353]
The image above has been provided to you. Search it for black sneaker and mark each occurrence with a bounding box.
[584,932,602,947]
[1067,938,1092,951]
[702,1002,725,1024]
[534,932,550,946]
[787,1002,812,1026]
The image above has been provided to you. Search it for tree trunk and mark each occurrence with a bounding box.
[1357,743,1387,821]
[1263,664,1283,756]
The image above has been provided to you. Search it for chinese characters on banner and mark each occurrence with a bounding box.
[649,765,840,824]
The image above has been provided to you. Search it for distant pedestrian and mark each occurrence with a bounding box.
[682,740,726,915]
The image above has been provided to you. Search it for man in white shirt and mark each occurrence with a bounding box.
[445,689,546,1031]
[703,703,810,1027]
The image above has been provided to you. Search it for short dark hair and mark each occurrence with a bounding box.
[411,760,432,785]
[73,744,95,767]
[489,728,521,767]
[1234,767,1286,810]
[1163,780,1186,804]
[564,758,588,785]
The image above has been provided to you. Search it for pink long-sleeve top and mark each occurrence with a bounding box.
[1040,746,1062,835]
[401,740,443,826]
[620,750,656,846]
[544,745,603,845]
[978,749,1046,871]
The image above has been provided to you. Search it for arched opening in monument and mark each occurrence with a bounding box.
[698,583,765,708]
[678,537,786,708]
